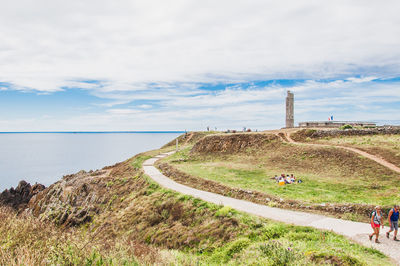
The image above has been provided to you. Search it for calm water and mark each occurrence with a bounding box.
[0,132,181,191]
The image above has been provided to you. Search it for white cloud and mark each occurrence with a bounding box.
[346,77,377,83]
[1,0,400,92]
[138,104,152,109]
[0,1,399,131]
[106,109,142,115]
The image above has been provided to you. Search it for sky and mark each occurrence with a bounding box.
[0,0,399,131]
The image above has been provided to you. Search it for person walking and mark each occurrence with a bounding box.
[386,205,400,241]
[369,206,384,243]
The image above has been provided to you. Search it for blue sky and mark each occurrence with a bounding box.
[1,1,399,131]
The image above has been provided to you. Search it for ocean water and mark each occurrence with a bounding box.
[0,132,181,191]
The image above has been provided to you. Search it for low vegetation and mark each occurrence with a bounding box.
[310,134,400,168]
[162,131,217,149]
[0,206,141,265]
[1,144,392,265]
[290,129,400,167]
[166,133,400,208]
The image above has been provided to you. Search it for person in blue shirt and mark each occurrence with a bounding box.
[386,205,400,241]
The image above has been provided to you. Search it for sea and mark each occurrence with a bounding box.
[0,132,182,191]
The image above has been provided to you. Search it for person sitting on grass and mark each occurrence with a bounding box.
[285,175,292,184]
[290,174,296,183]
[386,205,400,241]
[369,206,384,243]
[278,175,285,186]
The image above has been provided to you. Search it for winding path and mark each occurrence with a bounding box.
[283,132,400,174]
[144,153,400,264]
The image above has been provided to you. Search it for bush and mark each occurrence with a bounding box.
[309,252,362,266]
[215,206,235,217]
[305,129,317,136]
[340,124,353,130]
[262,224,288,239]
[224,238,251,260]
[287,231,319,241]
[259,241,298,265]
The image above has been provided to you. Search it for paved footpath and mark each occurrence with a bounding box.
[143,153,400,264]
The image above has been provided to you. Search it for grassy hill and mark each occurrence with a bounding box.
[0,131,395,265]
[161,131,400,221]
[291,129,400,168]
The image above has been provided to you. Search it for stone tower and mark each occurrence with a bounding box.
[286,90,294,128]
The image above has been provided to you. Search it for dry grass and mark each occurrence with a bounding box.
[0,138,393,265]
[162,131,217,149]
[312,134,400,167]
[166,134,400,206]
[0,207,145,265]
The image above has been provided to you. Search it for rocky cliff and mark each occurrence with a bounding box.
[0,155,137,228]
[0,181,45,210]
[27,168,112,226]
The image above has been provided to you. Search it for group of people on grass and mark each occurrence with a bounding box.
[369,205,399,243]
[273,174,302,185]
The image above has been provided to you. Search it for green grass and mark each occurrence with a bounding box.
[0,207,141,265]
[312,134,400,167]
[173,161,394,205]
[131,154,152,169]
[167,144,400,206]
[1,135,394,265]
[194,216,389,265]
[3,202,389,265]
[314,134,400,149]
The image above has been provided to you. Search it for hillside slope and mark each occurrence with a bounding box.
[0,133,394,265]
[291,128,400,168]
[162,131,400,221]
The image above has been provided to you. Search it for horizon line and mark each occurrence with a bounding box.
[0,131,186,134]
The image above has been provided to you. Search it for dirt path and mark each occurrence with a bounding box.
[284,132,400,174]
[143,153,400,264]
[184,132,194,145]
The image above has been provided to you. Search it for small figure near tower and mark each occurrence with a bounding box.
[286,90,294,128]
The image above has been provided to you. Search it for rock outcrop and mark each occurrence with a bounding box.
[28,169,111,226]
[0,181,45,210]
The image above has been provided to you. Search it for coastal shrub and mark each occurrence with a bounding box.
[287,231,320,241]
[1,146,393,265]
[224,238,251,260]
[209,238,251,263]
[340,124,353,130]
[262,224,288,239]
[215,206,235,217]
[131,155,152,170]
[305,129,317,135]
[308,252,362,266]
[259,241,297,265]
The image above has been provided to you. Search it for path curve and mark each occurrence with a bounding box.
[143,153,400,264]
[284,132,400,174]
[184,132,194,145]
